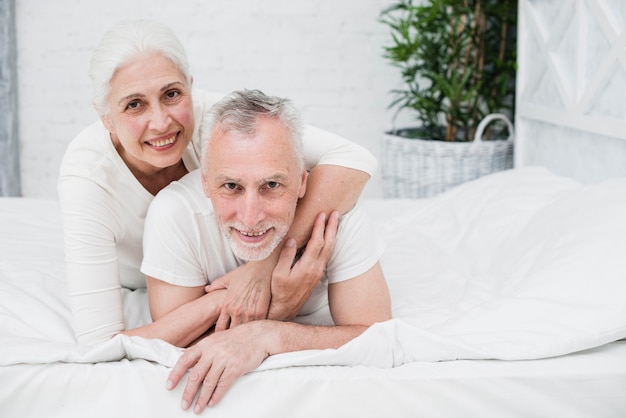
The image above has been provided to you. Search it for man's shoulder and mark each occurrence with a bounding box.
[177,168,204,190]
[336,202,368,232]
[151,169,211,216]
[333,202,375,254]
[326,201,384,282]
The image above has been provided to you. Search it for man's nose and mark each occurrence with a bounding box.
[239,191,265,227]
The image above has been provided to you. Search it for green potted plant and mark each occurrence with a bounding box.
[379,0,518,198]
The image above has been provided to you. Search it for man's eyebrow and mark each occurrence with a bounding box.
[256,174,292,188]
[213,173,291,185]
[214,174,239,183]
[262,173,289,183]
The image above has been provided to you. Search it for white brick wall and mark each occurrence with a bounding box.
[15,0,412,199]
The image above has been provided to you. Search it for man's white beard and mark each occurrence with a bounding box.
[221,222,289,261]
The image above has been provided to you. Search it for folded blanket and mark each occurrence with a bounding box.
[2,167,625,369]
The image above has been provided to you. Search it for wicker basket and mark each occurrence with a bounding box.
[382,113,514,198]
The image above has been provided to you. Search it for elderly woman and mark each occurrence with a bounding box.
[58,20,377,346]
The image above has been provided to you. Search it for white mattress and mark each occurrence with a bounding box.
[2,167,626,417]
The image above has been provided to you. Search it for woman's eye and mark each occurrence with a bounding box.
[126,101,141,110]
[165,90,180,100]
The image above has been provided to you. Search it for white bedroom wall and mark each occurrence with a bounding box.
[15,0,409,199]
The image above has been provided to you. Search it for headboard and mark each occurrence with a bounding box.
[515,0,626,183]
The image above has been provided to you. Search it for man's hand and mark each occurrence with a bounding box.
[166,321,273,413]
[207,262,273,332]
[207,211,339,330]
[268,211,339,320]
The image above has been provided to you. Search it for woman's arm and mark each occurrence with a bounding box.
[58,176,126,345]
[121,277,225,347]
[211,126,376,331]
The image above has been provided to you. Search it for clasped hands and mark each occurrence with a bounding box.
[167,211,339,412]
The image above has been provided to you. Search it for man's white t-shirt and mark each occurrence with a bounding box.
[141,170,384,316]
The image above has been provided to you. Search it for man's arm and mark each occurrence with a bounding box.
[327,262,391,325]
[120,277,225,348]
[168,261,391,413]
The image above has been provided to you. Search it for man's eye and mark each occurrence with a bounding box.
[224,183,238,190]
[266,181,279,189]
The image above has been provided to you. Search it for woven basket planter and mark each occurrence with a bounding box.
[382,113,514,198]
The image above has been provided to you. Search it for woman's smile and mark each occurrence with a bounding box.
[145,133,178,149]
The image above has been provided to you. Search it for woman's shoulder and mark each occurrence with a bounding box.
[61,120,111,167]
[58,120,132,196]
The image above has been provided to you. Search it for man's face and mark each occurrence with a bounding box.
[203,117,307,261]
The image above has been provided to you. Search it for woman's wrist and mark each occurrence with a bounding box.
[247,254,277,283]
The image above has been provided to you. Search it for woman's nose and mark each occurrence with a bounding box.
[149,103,172,132]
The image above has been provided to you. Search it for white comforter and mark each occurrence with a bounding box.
[1,167,625,370]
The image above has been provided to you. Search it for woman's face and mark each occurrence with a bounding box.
[101,52,194,173]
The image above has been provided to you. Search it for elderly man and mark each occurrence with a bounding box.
[141,89,391,413]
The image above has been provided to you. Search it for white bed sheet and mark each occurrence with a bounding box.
[2,166,626,417]
[2,341,625,418]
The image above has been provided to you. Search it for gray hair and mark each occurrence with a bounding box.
[89,19,191,115]
[201,89,305,172]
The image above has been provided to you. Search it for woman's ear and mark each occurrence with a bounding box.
[93,102,111,130]
[201,170,211,198]
[100,115,115,133]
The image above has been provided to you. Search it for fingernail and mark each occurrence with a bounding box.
[181,400,189,410]
[285,238,295,247]
[194,404,202,414]
[166,380,174,390]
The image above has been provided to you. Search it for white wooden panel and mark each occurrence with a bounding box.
[516,0,626,182]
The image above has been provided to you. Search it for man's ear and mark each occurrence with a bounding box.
[298,169,308,198]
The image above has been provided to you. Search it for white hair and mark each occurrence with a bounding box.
[89,19,191,115]
[200,89,305,172]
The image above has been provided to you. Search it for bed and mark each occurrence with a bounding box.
[2,165,626,417]
[3,1,626,416]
